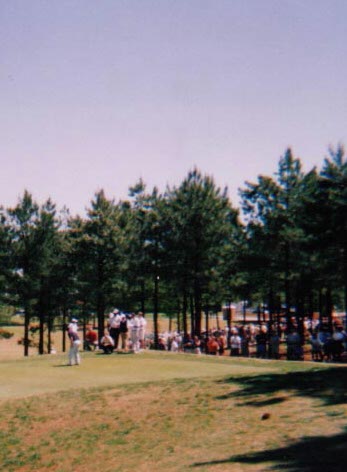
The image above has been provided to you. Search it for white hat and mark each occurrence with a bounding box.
[71,318,78,323]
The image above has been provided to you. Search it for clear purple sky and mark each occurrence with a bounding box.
[1,0,346,215]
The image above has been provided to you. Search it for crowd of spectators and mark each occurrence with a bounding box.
[80,312,347,363]
[144,319,347,362]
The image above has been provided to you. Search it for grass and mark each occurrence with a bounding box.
[0,351,346,471]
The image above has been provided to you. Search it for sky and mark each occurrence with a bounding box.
[1,0,346,216]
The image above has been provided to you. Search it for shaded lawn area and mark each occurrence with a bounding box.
[192,428,347,472]
[191,366,347,471]
[217,366,347,406]
[0,353,346,471]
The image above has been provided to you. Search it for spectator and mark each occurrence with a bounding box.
[193,335,202,355]
[256,325,268,358]
[129,313,141,353]
[119,314,129,352]
[207,336,219,355]
[286,328,302,360]
[138,312,147,350]
[331,325,345,362]
[99,329,115,354]
[218,331,227,356]
[170,336,179,352]
[108,309,121,351]
[240,326,250,357]
[229,328,241,356]
[318,325,332,362]
[84,324,98,351]
[183,334,194,352]
[269,329,280,359]
[310,331,323,362]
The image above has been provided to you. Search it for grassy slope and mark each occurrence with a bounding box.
[0,352,346,472]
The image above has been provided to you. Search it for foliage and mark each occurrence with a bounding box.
[0,148,346,355]
[0,328,14,339]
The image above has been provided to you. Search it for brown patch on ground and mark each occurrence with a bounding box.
[0,374,346,472]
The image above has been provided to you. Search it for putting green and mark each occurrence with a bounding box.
[0,351,276,400]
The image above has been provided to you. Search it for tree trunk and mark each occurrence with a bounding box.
[204,307,209,353]
[318,288,323,324]
[153,274,159,349]
[97,294,105,345]
[227,302,232,348]
[47,312,52,353]
[39,309,45,355]
[268,290,274,327]
[176,300,181,334]
[194,280,202,336]
[182,291,188,336]
[23,302,30,357]
[326,286,333,332]
[62,306,68,353]
[284,243,292,329]
[257,305,261,325]
[140,278,146,314]
[190,295,195,335]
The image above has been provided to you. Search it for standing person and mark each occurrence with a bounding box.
[193,336,202,355]
[269,329,280,359]
[138,312,147,350]
[108,309,121,351]
[207,336,219,355]
[229,328,241,356]
[67,318,78,337]
[119,314,129,352]
[256,325,268,358]
[286,328,302,360]
[240,326,250,357]
[170,336,179,352]
[331,325,345,361]
[158,337,167,350]
[68,322,81,366]
[218,331,227,356]
[310,330,323,362]
[129,313,141,353]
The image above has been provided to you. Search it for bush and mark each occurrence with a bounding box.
[0,328,14,340]
[0,305,16,325]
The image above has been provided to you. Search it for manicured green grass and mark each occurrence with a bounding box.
[0,352,346,471]
[0,351,280,400]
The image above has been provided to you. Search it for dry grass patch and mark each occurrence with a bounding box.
[0,365,347,471]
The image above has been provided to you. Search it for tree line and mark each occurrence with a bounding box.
[0,146,346,355]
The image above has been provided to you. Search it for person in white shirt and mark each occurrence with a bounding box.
[68,325,81,366]
[108,309,121,350]
[138,312,147,350]
[100,329,115,354]
[229,328,241,356]
[129,313,141,353]
[170,336,179,352]
[67,318,78,336]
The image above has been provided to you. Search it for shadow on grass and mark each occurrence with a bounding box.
[191,428,347,471]
[217,367,347,406]
[243,396,288,407]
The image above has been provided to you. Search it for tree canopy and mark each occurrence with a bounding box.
[1,147,346,354]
